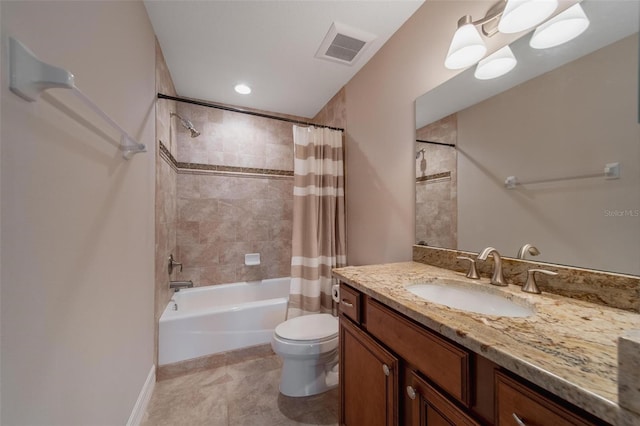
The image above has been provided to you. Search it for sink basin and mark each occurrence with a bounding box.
[406,281,534,317]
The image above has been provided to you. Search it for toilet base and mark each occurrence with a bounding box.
[278,353,338,397]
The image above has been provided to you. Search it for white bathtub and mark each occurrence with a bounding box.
[158,277,290,365]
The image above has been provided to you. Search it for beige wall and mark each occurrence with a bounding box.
[1,1,156,424]
[155,40,178,367]
[343,1,517,265]
[313,87,347,130]
[457,35,640,275]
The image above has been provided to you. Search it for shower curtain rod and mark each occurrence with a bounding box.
[157,93,344,132]
[416,139,456,148]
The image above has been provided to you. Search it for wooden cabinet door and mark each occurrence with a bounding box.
[407,371,479,426]
[340,317,398,426]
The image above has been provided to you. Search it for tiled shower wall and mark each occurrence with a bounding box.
[415,113,457,248]
[175,170,293,285]
[172,102,307,286]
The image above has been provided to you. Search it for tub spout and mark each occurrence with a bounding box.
[170,280,193,292]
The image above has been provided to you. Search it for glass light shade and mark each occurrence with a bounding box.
[529,3,590,49]
[445,19,487,70]
[474,46,517,80]
[498,0,558,34]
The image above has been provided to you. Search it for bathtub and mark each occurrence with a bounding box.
[158,277,290,365]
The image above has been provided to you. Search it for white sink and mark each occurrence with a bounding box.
[406,281,534,317]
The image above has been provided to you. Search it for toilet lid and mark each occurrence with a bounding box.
[275,314,338,342]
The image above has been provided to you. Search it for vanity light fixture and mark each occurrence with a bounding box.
[445,0,559,70]
[498,0,558,34]
[529,3,590,49]
[234,83,251,95]
[474,45,517,80]
[444,16,488,70]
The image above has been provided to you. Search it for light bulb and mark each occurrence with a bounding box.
[529,3,590,49]
[474,45,517,80]
[498,0,558,34]
[445,16,487,70]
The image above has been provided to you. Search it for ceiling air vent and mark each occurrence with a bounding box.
[315,22,376,66]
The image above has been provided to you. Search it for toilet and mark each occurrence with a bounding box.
[271,313,339,397]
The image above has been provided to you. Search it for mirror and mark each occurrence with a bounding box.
[415,0,640,276]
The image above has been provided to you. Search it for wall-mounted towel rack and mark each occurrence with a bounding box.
[8,37,146,160]
[505,162,620,189]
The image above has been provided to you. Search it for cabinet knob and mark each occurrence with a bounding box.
[406,386,417,400]
[382,364,390,376]
[512,413,527,426]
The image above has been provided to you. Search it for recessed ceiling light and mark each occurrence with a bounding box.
[234,84,251,95]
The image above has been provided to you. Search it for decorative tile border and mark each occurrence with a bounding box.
[413,245,640,312]
[158,139,178,169]
[158,140,293,178]
[416,171,451,183]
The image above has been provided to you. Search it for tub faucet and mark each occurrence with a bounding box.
[168,254,183,275]
[170,280,193,292]
[517,244,540,259]
[477,247,507,286]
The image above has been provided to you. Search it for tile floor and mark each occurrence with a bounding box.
[142,353,339,426]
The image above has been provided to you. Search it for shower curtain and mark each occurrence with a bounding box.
[288,125,346,318]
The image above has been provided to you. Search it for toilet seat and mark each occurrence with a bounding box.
[274,313,338,343]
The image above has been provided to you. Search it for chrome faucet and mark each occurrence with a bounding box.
[517,244,540,259]
[477,247,507,286]
[169,280,193,292]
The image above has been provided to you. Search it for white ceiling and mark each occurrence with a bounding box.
[144,0,424,118]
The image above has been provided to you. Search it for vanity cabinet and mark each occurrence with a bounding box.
[339,314,399,426]
[338,283,606,426]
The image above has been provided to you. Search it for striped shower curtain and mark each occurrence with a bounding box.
[288,125,346,318]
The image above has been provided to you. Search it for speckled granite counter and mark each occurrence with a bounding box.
[333,262,640,425]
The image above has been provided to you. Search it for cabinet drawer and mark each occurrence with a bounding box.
[339,283,361,324]
[365,298,470,406]
[495,371,598,426]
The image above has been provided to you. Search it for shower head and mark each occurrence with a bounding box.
[171,112,200,138]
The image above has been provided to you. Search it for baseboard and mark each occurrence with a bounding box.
[126,364,156,426]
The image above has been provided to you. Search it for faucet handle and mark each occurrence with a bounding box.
[517,244,540,259]
[168,254,183,275]
[456,256,479,279]
[522,268,558,294]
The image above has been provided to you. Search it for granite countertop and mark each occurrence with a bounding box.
[332,262,640,425]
